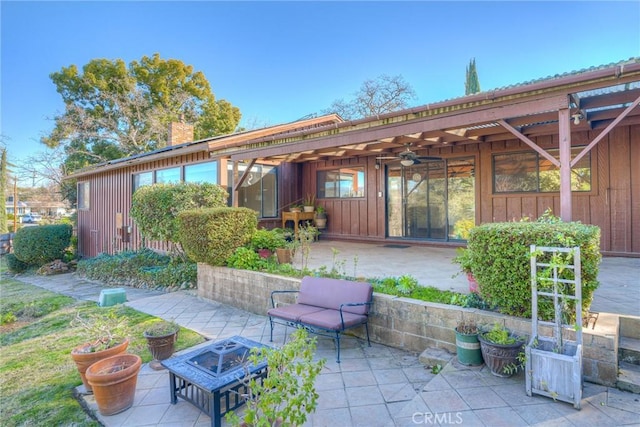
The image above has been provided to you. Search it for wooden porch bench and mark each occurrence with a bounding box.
[267,276,373,362]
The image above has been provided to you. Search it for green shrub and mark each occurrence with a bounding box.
[13,224,72,266]
[226,247,264,270]
[4,253,29,273]
[177,207,258,266]
[467,219,601,319]
[250,228,287,251]
[131,182,228,244]
[77,248,196,290]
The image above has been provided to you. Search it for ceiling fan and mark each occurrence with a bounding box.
[376,144,441,166]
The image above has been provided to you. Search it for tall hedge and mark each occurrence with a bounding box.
[13,224,73,266]
[467,220,601,319]
[177,207,258,266]
[130,182,228,244]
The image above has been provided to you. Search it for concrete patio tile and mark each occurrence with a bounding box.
[563,400,621,427]
[421,373,453,392]
[342,370,377,387]
[158,400,202,424]
[349,404,393,427]
[372,368,409,385]
[315,372,345,391]
[420,389,471,413]
[580,399,640,425]
[335,357,370,372]
[511,402,574,425]
[440,369,484,389]
[378,382,419,403]
[367,356,401,370]
[139,385,171,406]
[473,406,529,427]
[316,387,348,410]
[117,403,171,426]
[345,385,385,407]
[391,395,431,419]
[493,383,545,407]
[307,407,351,427]
[606,387,640,413]
[402,365,437,383]
[456,385,508,409]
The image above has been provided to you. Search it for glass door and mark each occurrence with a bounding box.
[386,158,474,241]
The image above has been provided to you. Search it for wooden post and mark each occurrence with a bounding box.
[558,108,572,222]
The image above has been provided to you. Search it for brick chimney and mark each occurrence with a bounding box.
[168,122,194,146]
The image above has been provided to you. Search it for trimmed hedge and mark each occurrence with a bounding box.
[131,182,228,244]
[177,207,258,266]
[467,220,601,319]
[13,224,73,266]
[4,253,29,273]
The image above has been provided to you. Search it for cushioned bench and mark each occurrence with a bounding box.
[267,276,373,362]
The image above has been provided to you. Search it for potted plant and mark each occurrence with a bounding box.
[478,322,525,377]
[143,319,180,369]
[225,329,325,427]
[70,308,130,393]
[289,204,302,213]
[276,239,298,264]
[250,229,286,259]
[454,319,483,366]
[452,247,479,293]
[303,194,316,212]
[314,206,327,230]
[86,353,142,416]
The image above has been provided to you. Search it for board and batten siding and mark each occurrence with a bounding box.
[77,152,210,258]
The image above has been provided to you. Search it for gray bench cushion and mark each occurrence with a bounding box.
[296,276,373,315]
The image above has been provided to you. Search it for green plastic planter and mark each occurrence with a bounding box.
[455,328,484,366]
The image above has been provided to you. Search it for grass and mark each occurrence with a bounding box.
[0,278,206,426]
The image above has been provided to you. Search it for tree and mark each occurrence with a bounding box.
[0,148,7,233]
[42,54,241,176]
[324,74,416,120]
[465,58,481,95]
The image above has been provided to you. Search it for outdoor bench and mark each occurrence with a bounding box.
[267,276,373,362]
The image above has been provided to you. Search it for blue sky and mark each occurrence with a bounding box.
[2,1,639,172]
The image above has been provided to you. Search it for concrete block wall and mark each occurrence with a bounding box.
[197,264,618,386]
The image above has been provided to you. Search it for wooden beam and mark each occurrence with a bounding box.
[571,93,640,166]
[558,109,572,222]
[233,158,256,193]
[231,95,569,161]
[496,119,560,167]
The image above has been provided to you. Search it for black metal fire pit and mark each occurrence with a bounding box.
[161,336,270,427]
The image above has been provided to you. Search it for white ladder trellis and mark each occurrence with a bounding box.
[526,245,583,409]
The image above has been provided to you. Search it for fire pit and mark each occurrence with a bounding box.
[161,336,270,427]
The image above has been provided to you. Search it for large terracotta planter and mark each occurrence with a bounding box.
[478,334,524,377]
[86,353,142,416]
[71,339,129,392]
[276,248,293,264]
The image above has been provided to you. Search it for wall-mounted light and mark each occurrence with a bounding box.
[572,113,584,125]
[400,159,414,167]
[375,162,380,170]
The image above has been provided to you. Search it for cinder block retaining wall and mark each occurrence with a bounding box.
[197,264,618,386]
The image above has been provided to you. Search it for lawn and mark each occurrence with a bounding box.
[0,278,206,426]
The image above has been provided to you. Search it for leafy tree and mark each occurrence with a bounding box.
[0,148,7,233]
[42,54,241,176]
[465,58,481,95]
[324,74,416,120]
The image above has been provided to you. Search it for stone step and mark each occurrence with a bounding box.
[617,361,640,394]
[619,336,640,365]
[418,346,454,370]
[620,316,640,340]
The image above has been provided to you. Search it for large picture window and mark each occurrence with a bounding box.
[132,161,218,193]
[132,171,153,192]
[493,148,591,193]
[155,167,181,184]
[317,167,365,198]
[228,162,277,218]
[185,161,217,183]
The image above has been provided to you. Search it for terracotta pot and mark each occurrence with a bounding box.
[257,249,273,259]
[276,248,292,264]
[144,330,177,361]
[71,339,129,392]
[86,353,142,416]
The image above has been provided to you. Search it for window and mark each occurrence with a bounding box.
[493,148,591,193]
[133,171,153,192]
[155,167,181,183]
[228,162,278,218]
[317,167,365,198]
[185,161,217,183]
[77,182,90,209]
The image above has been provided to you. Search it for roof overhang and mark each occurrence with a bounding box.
[224,60,640,164]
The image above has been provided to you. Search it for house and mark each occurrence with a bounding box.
[67,58,640,258]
